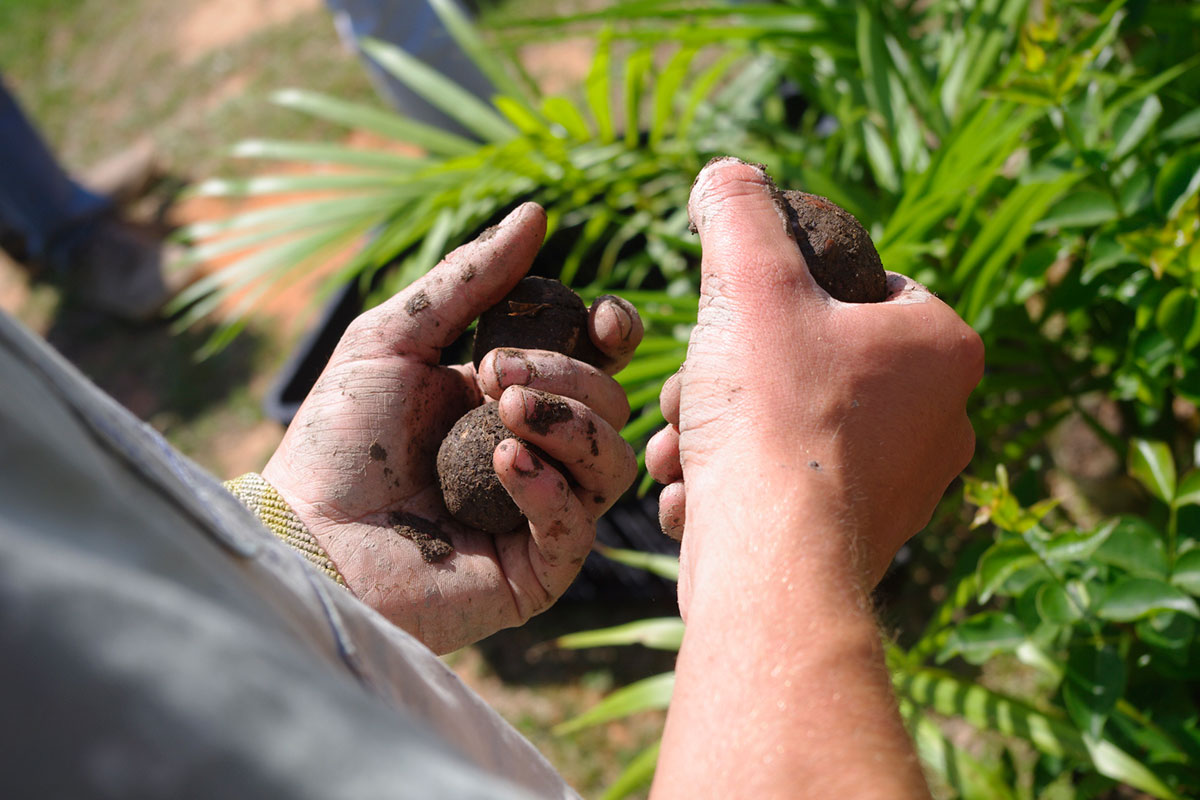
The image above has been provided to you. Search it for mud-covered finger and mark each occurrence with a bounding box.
[587,295,644,374]
[478,347,631,430]
[646,425,683,484]
[339,203,546,362]
[493,439,594,601]
[498,386,637,509]
[658,481,686,541]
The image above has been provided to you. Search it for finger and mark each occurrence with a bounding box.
[687,158,821,314]
[660,368,682,426]
[498,386,637,513]
[646,425,682,484]
[340,203,547,362]
[493,439,594,609]
[478,347,631,430]
[587,295,644,373]
[658,481,686,541]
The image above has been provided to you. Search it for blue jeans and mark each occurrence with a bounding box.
[0,79,110,268]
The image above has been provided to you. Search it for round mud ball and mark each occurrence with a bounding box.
[437,402,543,535]
[472,276,603,369]
[782,190,888,304]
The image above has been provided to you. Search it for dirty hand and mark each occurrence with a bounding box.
[645,159,983,611]
[262,203,641,654]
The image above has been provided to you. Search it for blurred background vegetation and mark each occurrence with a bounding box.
[4,0,1200,797]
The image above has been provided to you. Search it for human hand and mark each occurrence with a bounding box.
[645,159,983,608]
[262,203,641,654]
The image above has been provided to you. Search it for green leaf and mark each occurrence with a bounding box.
[1062,646,1124,739]
[907,708,1018,800]
[977,538,1040,602]
[1136,610,1195,654]
[649,45,697,147]
[939,612,1027,665]
[554,672,674,734]
[856,2,897,136]
[360,38,517,142]
[585,33,614,143]
[1129,439,1177,503]
[1036,581,1086,624]
[893,664,1087,760]
[594,545,679,581]
[1044,519,1118,563]
[1083,736,1184,800]
[556,617,684,652]
[623,46,654,148]
[230,139,427,170]
[600,740,660,800]
[427,0,533,108]
[1156,288,1200,350]
[540,97,591,141]
[1096,577,1200,622]
[270,89,476,156]
[1155,146,1200,220]
[1171,548,1200,594]
[1111,94,1162,160]
[1033,190,1119,231]
[1175,469,1200,509]
[1161,107,1200,142]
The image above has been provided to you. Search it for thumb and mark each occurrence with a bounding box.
[687,158,820,316]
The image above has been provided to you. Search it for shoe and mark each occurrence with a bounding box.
[57,221,189,322]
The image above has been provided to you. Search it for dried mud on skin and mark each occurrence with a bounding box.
[389,511,453,564]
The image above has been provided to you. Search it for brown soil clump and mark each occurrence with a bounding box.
[389,511,453,563]
[437,402,559,535]
[781,190,887,304]
[473,276,602,368]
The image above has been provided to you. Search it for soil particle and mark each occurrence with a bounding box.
[369,442,388,461]
[405,291,431,316]
[523,389,573,436]
[389,511,453,564]
[809,460,822,471]
[462,264,476,282]
[476,225,500,242]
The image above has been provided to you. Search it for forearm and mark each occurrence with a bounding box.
[652,489,930,800]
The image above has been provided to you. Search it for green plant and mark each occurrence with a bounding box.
[182,0,1200,796]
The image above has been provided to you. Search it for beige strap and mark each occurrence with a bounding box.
[224,472,347,587]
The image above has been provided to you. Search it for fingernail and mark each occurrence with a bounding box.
[494,348,532,386]
[500,202,534,229]
[511,442,541,475]
[596,296,632,342]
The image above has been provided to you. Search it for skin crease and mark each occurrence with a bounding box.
[646,159,983,800]
[262,202,643,655]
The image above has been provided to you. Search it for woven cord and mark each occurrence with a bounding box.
[224,472,347,587]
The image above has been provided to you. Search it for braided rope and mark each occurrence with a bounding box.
[224,472,347,587]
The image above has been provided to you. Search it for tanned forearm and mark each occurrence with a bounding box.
[651,491,931,800]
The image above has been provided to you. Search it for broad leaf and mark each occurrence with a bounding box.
[1083,736,1183,800]
[1155,145,1200,220]
[1096,577,1200,622]
[977,538,1040,602]
[1174,469,1200,509]
[1092,517,1168,577]
[1034,190,1119,230]
[1111,94,1162,160]
[1171,548,1200,594]
[1129,439,1177,503]
[939,612,1026,665]
[1062,646,1125,739]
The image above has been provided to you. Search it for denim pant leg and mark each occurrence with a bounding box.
[325,0,494,137]
[0,78,110,265]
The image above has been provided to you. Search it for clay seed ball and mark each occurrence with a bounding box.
[781,190,887,304]
[437,402,554,535]
[472,276,603,368]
